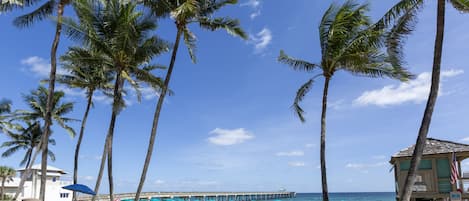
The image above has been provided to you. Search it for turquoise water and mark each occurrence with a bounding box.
[122,193,396,201]
[293,193,395,201]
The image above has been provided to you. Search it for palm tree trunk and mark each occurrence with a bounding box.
[92,135,108,201]
[14,146,41,200]
[399,0,445,200]
[107,72,123,201]
[320,76,330,201]
[73,91,94,201]
[134,28,183,201]
[25,149,32,169]
[1,178,5,200]
[39,1,65,200]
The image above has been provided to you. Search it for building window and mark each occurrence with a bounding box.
[52,177,57,182]
[60,193,69,198]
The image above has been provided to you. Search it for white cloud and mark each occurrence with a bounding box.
[328,99,345,110]
[354,69,464,107]
[208,128,254,146]
[288,161,305,167]
[372,155,386,160]
[305,143,315,148]
[125,85,160,101]
[79,175,94,181]
[250,28,272,53]
[21,56,68,77]
[345,162,387,169]
[276,151,304,157]
[241,0,261,19]
[461,137,469,142]
[241,0,260,8]
[56,85,86,98]
[154,179,165,185]
[250,10,261,19]
[93,94,113,105]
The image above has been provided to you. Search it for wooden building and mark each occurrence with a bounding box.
[391,138,469,201]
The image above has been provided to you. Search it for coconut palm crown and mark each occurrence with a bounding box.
[14,86,77,137]
[1,121,56,168]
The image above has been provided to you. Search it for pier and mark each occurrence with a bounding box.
[79,192,296,201]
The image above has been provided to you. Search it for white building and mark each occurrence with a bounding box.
[4,164,72,201]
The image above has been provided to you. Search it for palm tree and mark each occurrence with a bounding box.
[1,121,56,168]
[0,99,13,134]
[16,86,77,137]
[58,47,113,201]
[134,1,247,199]
[277,1,413,201]
[1,0,74,198]
[11,86,76,200]
[376,1,469,200]
[0,166,16,200]
[62,0,169,200]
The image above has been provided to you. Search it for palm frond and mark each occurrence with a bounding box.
[13,0,55,28]
[198,17,248,39]
[278,50,318,72]
[182,27,197,63]
[449,0,469,12]
[375,0,424,29]
[385,3,420,71]
[291,78,317,123]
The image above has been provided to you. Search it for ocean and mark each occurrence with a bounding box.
[290,193,395,201]
[122,192,396,201]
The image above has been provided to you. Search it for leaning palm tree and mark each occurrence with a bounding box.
[134,1,247,199]
[58,47,113,201]
[277,1,413,201]
[11,86,76,200]
[376,1,469,200]
[0,166,16,200]
[62,0,169,200]
[0,99,13,133]
[1,121,56,168]
[1,0,73,198]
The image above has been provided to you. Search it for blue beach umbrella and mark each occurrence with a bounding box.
[62,184,96,195]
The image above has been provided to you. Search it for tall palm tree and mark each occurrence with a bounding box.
[277,1,413,201]
[1,0,73,199]
[0,99,13,134]
[1,121,56,168]
[377,1,469,200]
[11,86,76,200]
[134,1,247,199]
[0,166,16,200]
[62,0,169,200]
[58,47,113,201]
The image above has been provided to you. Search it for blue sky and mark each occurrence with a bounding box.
[1,0,469,194]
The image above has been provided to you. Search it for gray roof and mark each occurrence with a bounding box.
[392,138,469,158]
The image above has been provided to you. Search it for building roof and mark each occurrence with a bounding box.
[391,138,469,160]
[17,164,67,174]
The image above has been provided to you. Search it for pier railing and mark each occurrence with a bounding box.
[79,192,296,201]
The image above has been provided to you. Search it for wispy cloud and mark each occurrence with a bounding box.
[288,161,306,167]
[354,69,464,107]
[276,151,304,157]
[249,28,272,53]
[345,162,387,169]
[208,128,254,146]
[241,0,261,19]
[79,175,94,181]
[21,56,67,77]
[305,143,315,148]
[154,179,166,185]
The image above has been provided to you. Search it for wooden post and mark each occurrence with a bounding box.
[458,159,464,192]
